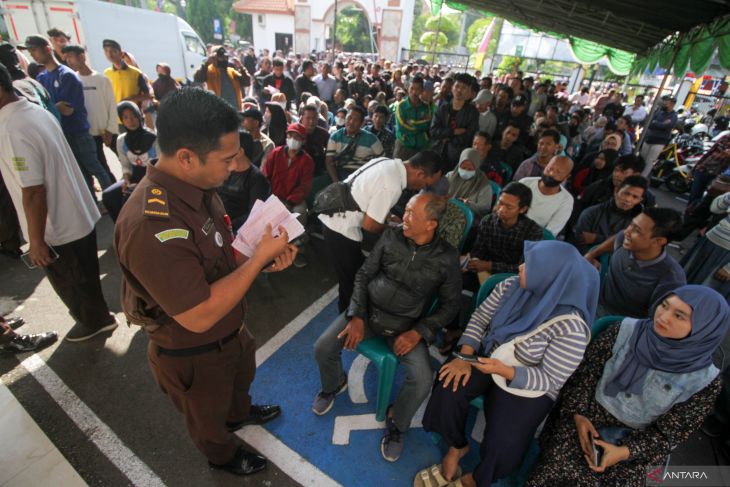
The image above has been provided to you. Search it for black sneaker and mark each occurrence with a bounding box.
[208,446,267,476]
[3,317,25,330]
[65,319,118,342]
[380,416,404,462]
[312,378,348,416]
[1,331,57,353]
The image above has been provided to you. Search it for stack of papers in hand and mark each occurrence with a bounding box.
[232,195,305,257]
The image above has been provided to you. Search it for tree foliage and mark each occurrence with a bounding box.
[335,6,372,53]
[497,55,525,74]
[143,0,252,44]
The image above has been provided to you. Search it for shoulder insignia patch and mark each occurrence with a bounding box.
[155,229,189,242]
[143,186,170,220]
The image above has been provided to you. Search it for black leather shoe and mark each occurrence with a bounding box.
[208,447,267,476]
[1,331,57,354]
[226,404,281,431]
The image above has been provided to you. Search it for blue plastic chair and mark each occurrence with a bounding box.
[542,228,555,240]
[446,198,475,252]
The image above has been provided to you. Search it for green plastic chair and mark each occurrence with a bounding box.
[356,337,399,422]
[499,162,513,183]
[588,246,612,285]
[489,179,501,206]
[542,228,555,240]
[356,299,440,422]
[592,315,624,341]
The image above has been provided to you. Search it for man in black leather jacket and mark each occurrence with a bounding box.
[312,192,461,462]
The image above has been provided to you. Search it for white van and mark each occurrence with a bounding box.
[0,0,207,81]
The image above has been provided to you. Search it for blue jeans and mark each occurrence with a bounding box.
[66,132,113,189]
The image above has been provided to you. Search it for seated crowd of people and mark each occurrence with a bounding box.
[2,33,730,487]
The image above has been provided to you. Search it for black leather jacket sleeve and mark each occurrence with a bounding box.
[414,248,461,342]
[347,229,389,321]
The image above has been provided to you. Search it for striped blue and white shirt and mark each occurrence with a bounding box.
[458,276,590,400]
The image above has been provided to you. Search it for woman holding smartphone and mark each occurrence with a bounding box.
[416,240,599,487]
[525,285,729,486]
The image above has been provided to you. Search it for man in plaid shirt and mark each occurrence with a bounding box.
[463,181,543,291]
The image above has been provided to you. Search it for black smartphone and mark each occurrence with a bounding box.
[591,437,604,466]
[453,351,482,363]
[20,246,59,269]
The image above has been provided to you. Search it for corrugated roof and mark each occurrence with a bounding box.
[232,0,295,15]
[454,0,730,54]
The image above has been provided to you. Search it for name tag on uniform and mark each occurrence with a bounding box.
[202,218,214,236]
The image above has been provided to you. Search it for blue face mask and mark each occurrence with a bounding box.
[458,168,476,180]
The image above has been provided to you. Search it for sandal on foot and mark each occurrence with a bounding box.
[413,468,435,487]
[431,464,462,486]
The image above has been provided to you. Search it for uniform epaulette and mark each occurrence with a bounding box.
[143,186,170,220]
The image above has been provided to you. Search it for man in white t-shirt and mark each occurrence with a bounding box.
[0,63,117,342]
[519,156,574,237]
[319,151,444,312]
[622,94,648,126]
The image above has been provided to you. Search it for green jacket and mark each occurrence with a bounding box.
[394,97,433,150]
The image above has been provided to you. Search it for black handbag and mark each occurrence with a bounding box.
[312,157,389,216]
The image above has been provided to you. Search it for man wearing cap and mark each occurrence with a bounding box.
[20,35,112,192]
[194,46,250,111]
[640,95,678,178]
[508,94,534,147]
[63,45,118,183]
[240,108,274,167]
[217,131,270,231]
[262,123,314,266]
[102,39,150,107]
[46,27,70,66]
[473,89,497,139]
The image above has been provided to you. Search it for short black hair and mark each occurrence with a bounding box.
[408,150,443,177]
[502,182,532,208]
[474,131,492,142]
[504,121,522,133]
[410,74,424,87]
[301,60,314,71]
[239,131,255,158]
[348,105,366,121]
[374,105,389,117]
[453,72,473,86]
[619,175,648,193]
[0,62,12,92]
[61,44,85,55]
[643,207,681,242]
[156,88,240,159]
[615,154,646,174]
[498,85,514,99]
[47,27,70,39]
[301,104,318,116]
[272,57,284,68]
[539,128,561,144]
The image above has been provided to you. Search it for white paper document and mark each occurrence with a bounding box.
[232,195,305,257]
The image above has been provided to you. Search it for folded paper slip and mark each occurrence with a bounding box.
[232,195,304,257]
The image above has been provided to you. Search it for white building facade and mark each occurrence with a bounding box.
[233,0,415,62]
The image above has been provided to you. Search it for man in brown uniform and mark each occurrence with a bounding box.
[114,88,297,476]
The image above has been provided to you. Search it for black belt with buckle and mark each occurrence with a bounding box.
[156,328,240,357]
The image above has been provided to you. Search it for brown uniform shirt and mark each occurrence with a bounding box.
[115,164,245,349]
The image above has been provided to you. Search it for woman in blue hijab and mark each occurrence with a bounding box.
[526,285,729,486]
[416,240,600,487]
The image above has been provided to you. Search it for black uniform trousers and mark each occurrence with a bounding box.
[43,229,115,329]
[423,367,554,487]
[322,225,365,313]
[147,328,256,465]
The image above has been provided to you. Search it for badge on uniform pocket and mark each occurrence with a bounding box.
[215,231,224,247]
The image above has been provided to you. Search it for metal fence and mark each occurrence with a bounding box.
[399,48,470,69]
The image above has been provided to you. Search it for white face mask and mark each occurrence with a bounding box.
[458,168,476,180]
[335,117,345,126]
[287,137,303,150]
